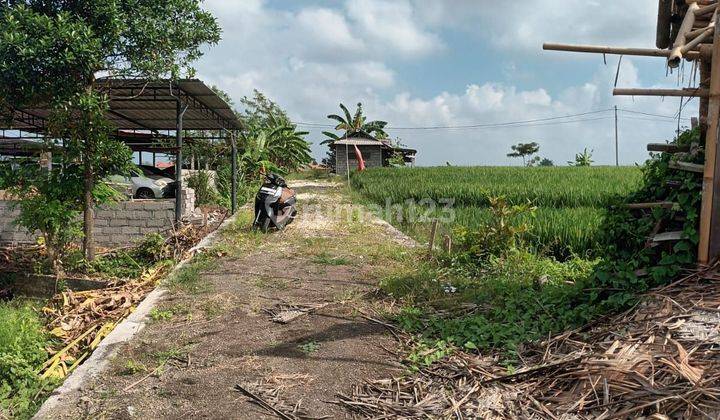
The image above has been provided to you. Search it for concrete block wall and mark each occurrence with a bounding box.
[335,145,384,176]
[0,188,196,247]
[93,200,176,247]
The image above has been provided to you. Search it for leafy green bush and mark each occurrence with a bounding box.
[454,196,536,260]
[381,129,702,362]
[0,302,55,419]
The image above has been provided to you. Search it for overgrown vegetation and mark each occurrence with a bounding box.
[65,233,172,279]
[187,170,221,207]
[0,302,56,419]
[355,129,701,365]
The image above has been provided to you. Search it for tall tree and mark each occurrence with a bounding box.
[0,1,221,260]
[237,90,312,177]
[507,142,540,166]
[322,103,388,144]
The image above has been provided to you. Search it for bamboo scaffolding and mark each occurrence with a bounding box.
[546,1,720,264]
[669,2,701,67]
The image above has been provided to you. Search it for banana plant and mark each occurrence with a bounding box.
[239,123,312,180]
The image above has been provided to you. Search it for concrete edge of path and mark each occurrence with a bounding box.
[370,217,420,248]
[33,212,241,419]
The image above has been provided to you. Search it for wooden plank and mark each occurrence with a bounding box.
[647,143,691,153]
[625,202,677,210]
[699,17,720,265]
[669,161,705,173]
[654,231,685,242]
[646,219,667,248]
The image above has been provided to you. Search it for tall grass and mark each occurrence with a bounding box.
[352,166,642,208]
[352,166,642,257]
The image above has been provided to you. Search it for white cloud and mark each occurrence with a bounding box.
[411,0,658,51]
[295,8,366,59]
[195,0,697,166]
[362,59,697,166]
[345,0,444,58]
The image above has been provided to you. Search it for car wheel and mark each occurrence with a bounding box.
[136,188,155,200]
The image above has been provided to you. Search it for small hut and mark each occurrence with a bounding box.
[333,138,417,176]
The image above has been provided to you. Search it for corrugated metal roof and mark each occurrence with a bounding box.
[0,78,242,132]
[334,139,388,147]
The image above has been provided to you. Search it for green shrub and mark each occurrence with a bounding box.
[0,302,55,419]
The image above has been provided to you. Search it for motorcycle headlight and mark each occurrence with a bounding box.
[154,180,168,187]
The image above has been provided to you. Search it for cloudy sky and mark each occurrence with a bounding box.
[194,0,699,166]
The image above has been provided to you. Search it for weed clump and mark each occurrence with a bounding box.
[0,302,56,419]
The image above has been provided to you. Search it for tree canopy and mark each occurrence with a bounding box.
[507,142,540,166]
[0,0,221,260]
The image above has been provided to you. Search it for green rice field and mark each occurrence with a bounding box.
[351,166,644,258]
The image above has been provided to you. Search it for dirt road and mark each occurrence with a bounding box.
[40,180,415,419]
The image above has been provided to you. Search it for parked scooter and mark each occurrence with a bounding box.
[253,173,297,232]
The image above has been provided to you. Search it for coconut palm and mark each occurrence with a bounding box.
[321,103,388,144]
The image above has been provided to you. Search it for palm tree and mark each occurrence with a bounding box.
[321,103,388,144]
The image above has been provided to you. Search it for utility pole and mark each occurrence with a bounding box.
[614,105,619,166]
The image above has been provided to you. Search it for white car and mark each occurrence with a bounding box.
[107,166,176,199]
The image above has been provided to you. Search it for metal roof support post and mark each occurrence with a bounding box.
[231,131,238,214]
[175,99,188,223]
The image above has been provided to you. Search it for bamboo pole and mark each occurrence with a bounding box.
[685,9,718,54]
[669,2,701,68]
[698,17,720,264]
[695,3,718,17]
[691,0,717,6]
[613,88,709,97]
[543,43,704,59]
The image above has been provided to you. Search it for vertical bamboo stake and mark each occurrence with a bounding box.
[698,23,720,264]
[443,234,452,254]
[427,219,439,258]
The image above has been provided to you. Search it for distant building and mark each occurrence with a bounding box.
[333,138,417,176]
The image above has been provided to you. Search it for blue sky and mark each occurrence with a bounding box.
[195,0,698,166]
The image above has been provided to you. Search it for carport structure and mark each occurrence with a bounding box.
[0,78,243,220]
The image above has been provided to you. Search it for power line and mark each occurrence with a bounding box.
[294,109,614,130]
[294,107,693,131]
[618,109,691,120]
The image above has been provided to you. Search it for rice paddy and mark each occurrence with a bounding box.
[351,166,643,258]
